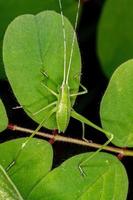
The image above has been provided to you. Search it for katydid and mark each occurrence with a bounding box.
[5,0,113,172]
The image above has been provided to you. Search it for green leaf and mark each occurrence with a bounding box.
[0,138,53,199]
[97,0,133,77]
[3,11,81,130]
[27,152,128,200]
[0,98,8,132]
[0,165,23,200]
[0,0,80,79]
[100,59,133,147]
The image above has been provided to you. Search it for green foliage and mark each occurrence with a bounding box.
[97,0,133,77]
[27,152,128,200]
[0,140,128,199]
[0,165,23,200]
[3,11,81,130]
[0,98,8,132]
[0,138,53,199]
[100,59,133,147]
[0,0,79,79]
[1,7,131,200]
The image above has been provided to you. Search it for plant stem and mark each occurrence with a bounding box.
[7,123,133,156]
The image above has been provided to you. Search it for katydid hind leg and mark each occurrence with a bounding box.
[22,107,56,147]
[71,110,113,176]
[78,136,113,177]
[71,110,113,139]
[6,107,56,172]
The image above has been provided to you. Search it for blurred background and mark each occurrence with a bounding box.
[0,0,133,199]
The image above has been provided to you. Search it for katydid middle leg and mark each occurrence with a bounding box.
[81,122,90,143]
[70,83,88,97]
[33,101,57,116]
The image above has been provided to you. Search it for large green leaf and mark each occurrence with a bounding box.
[97,0,133,77]
[100,59,133,147]
[0,165,23,200]
[0,138,53,199]
[3,11,81,130]
[0,0,80,79]
[27,152,128,200]
[0,98,8,132]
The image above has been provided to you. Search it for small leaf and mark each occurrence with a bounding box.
[0,165,23,200]
[3,11,81,130]
[27,152,128,200]
[0,98,8,132]
[97,0,133,77]
[0,138,53,199]
[100,59,133,147]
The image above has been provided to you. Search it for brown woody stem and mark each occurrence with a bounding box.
[7,123,133,156]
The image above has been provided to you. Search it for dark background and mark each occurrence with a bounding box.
[0,0,132,199]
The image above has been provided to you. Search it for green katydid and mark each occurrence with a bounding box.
[4,0,113,172]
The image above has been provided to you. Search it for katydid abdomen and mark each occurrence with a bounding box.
[56,84,71,132]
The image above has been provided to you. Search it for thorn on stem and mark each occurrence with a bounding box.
[7,123,15,131]
[49,129,58,144]
[117,147,127,160]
